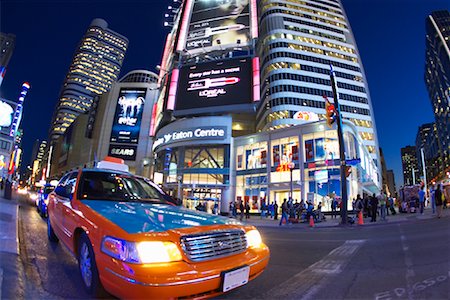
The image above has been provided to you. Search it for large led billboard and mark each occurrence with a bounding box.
[110,88,146,144]
[185,0,251,54]
[175,58,252,111]
[0,100,15,135]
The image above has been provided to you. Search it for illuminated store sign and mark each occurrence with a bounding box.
[110,88,146,144]
[176,58,251,110]
[154,126,227,150]
[108,144,137,161]
[0,101,14,129]
[185,0,250,54]
[293,111,319,122]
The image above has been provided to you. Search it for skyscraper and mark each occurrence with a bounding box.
[50,18,128,140]
[401,146,419,186]
[0,32,16,87]
[424,10,450,178]
[257,0,380,163]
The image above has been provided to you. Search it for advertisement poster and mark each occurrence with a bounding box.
[176,58,252,110]
[272,145,280,166]
[315,138,326,161]
[292,145,299,161]
[186,0,251,53]
[110,88,146,144]
[305,140,314,162]
[108,144,137,161]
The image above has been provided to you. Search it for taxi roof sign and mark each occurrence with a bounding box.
[97,156,129,172]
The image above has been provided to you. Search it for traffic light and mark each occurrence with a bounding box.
[324,96,336,128]
[345,165,352,177]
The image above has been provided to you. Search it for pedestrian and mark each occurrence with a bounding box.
[269,202,274,218]
[435,184,443,218]
[430,188,436,214]
[370,193,378,222]
[355,194,363,217]
[260,202,266,219]
[245,201,250,219]
[363,195,369,218]
[388,195,396,215]
[418,186,425,214]
[273,202,279,220]
[317,201,323,221]
[331,197,337,219]
[279,199,289,226]
[239,201,245,221]
[377,192,387,221]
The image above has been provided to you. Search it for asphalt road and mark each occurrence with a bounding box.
[18,195,450,299]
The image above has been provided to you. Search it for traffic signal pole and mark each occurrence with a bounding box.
[329,65,349,225]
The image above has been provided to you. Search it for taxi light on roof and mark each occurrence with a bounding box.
[96,157,129,172]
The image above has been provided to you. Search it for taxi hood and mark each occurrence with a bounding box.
[83,200,241,234]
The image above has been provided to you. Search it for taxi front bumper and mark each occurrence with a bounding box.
[99,246,269,299]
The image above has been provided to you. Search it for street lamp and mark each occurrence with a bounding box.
[288,161,295,201]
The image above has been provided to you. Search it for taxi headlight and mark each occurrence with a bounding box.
[246,229,263,248]
[101,236,182,264]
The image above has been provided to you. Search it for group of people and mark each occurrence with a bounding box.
[229,201,251,220]
[423,184,447,218]
[351,193,394,222]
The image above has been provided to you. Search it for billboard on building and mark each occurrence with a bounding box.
[108,144,137,161]
[110,88,146,144]
[186,0,251,54]
[0,100,14,133]
[176,58,252,111]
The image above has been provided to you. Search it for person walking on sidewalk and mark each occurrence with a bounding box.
[273,202,279,220]
[279,199,289,226]
[378,192,387,221]
[331,197,338,219]
[370,193,378,222]
[430,187,436,214]
[435,184,443,218]
[239,201,245,221]
[355,194,363,218]
[418,186,426,214]
[245,202,250,219]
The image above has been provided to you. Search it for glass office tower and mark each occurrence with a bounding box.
[50,18,128,140]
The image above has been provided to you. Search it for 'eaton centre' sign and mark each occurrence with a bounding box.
[154,126,227,150]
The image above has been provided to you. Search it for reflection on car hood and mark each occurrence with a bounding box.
[83,200,241,233]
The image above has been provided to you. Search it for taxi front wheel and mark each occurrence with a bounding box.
[78,233,107,297]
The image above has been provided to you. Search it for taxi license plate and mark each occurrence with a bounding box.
[222,266,250,292]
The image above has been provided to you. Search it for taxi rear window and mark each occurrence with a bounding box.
[78,171,167,203]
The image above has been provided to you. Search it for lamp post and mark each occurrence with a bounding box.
[288,161,295,200]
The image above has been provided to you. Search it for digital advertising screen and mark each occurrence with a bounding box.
[186,0,251,53]
[0,100,14,133]
[110,88,147,144]
[176,58,252,110]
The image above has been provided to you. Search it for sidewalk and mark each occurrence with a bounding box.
[0,190,25,299]
[240,207,441,228]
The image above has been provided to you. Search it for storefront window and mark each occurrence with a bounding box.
[184,146,225,169]
[271,136,299,167]
[236,142,268,170]
[303,130,339,163]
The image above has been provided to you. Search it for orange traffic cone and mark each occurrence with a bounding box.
[309,215,315,227]
[358,211,364,225]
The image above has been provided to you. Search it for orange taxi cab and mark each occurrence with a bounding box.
[47,158,270,299]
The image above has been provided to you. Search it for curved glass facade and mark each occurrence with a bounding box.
[257,0,379,163]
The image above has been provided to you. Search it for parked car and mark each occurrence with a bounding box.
[36,184,55,217]
[47,158,269,298]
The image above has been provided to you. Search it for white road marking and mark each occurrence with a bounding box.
[399,227,414,300]
[0,267,3,300]
[264,240,366,299]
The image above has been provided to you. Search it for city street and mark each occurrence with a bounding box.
[15,194,450,299]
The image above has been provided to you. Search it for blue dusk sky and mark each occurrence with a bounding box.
[1,0,449,187]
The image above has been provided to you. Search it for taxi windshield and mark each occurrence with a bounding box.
[78,171,167,204]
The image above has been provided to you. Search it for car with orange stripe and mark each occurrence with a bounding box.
[46,158,269,298]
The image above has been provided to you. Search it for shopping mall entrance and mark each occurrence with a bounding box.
[272,190,302,207]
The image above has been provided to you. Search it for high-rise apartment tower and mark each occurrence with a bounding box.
[50,18,128,140]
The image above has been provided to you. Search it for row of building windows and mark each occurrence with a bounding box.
[264,84,369,104]
[262,49,361,73]
[262,0,342,14]
[258,97,371,119]
[266,40,358,63]
[260,7,348,30]
[264,32,355,55]
[282,16,344,35]
[0,140,11,150]
[263,71,366,94]
[284,25,345,43]
[263,61,363,83]
[261,2,346,23]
